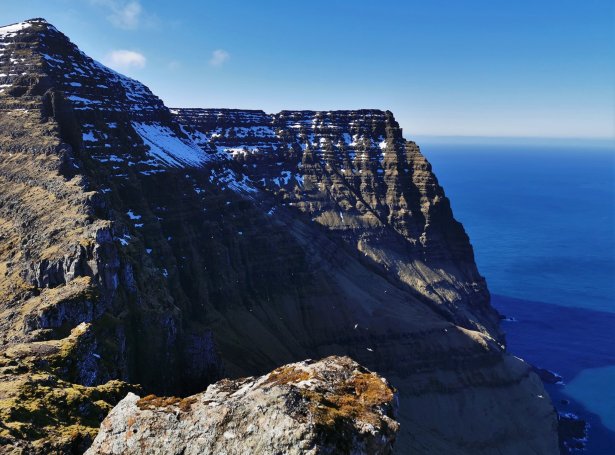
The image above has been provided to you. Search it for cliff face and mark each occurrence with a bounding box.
[172,108,497,337]
[0,19,558,454]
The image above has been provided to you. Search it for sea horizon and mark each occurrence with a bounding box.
[412,134,614,150]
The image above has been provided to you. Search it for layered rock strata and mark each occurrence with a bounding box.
[173,108,497,336]
[0,19,559,454]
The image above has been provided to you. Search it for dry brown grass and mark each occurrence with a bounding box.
[304,372,394,427]
[136,394,197,412]
[264,365,312,386]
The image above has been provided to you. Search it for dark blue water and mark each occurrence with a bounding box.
[422,142,615,453]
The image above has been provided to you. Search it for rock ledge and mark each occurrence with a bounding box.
[86,356,399,455]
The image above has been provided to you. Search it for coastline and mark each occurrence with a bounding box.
[493,294,615,454]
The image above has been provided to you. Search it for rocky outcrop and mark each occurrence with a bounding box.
[0,18,559,454]
[86,356,399,455]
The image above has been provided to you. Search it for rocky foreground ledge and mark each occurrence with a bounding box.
[85,356,399,455]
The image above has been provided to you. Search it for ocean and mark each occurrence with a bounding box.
[421,141,615,454]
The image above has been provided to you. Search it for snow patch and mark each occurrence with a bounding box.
[209,168,257,195]
[132,122,207,168]
[42,53,64,64]
[82,131,96,142]
[0,22,32,37]
[118,234,131,246]
[68,95,101,106]
[126,210,141,220]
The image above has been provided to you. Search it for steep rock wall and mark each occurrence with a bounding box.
[173,108,498,336]
[0,19,559,454]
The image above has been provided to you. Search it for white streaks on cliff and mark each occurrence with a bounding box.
[132,122,208,168]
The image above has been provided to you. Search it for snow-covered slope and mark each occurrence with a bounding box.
[1,18,212,170]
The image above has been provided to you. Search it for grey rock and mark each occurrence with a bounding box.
[86,356,399,455]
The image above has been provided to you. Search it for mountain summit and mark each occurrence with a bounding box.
[0,19,558,454]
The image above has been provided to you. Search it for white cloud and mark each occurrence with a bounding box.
[103,50,146,70]
[168,60,181,71]
[91,0,143,30]
[209,49,230,67]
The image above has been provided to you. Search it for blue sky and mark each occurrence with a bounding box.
[2,0,613,139]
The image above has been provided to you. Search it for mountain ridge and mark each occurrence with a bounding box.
[0,18,559,454]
